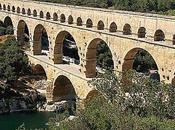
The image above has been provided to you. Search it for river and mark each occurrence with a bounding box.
[0,111,55,130]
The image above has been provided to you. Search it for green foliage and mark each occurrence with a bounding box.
[5,26,14,35]
[49,71,175,130]
[0,26,6,36]
[37,0,175,14]
[0,38,31,86]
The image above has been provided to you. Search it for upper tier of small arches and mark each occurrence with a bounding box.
[0,3,175,45]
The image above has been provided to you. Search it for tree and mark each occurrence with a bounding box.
[0,38,31,87]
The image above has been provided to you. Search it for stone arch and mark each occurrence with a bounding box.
[138,27,146,38]
[33,24,49,55]
[122,48,160,81]
[0,4,2,10]
[46,12,51,20]
[22,8,26,14]
[7,5,10,11]
[17,20,30,48]
[32,64,47,80]
[154,29,165,41]
[77,17,82,26]
[123,23,131,35]
[109,22,117,32]
[85,38,114,78]
[12,6,15,12]
[68,15,73,24]
[86,18,93,28]
[33,9,37,17]
[17,7,20,13]
[4,16,13,28]
[52,75,76,102]
[53,13,58,21]
[60,14,65,23]
[85,89,100,104]
[40,11,44,18]
[27,8,31,15]
[3,4,6,10]
[53,31,80,64]
[97,20,104,30]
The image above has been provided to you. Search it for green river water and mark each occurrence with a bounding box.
[0,111,55,130]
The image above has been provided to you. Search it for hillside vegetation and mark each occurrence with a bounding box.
[35,0,175,15]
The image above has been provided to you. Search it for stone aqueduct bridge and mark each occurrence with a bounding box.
[0,0,175,104]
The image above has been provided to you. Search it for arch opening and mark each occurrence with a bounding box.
[172,34,175,45]
[172,77,175,87]
[17,7,20,13]
[60,14,65,23]
[12,6,15,12]
[68,15,73,24]
[122,48,160,82]
[154,29,165,41]
[27,8,31,15]
[109,22,117,32]
[54,31,80,64]
[86,18,93,28]
[138,27,146,38]
[7,5,10,11]
[0,4,2,10]
[33,24,49,55]
[85,39,114,78]
[123,23,131,35]
[40,11,44,18]
[53,13,58,21]
[4,16,14,35]
[17,20,30,50]
[22,8,26,14]
[77,17,82,26]
[46,12,51,20]
[53,75,76,103]
[97,20,104,30]
[33,10,37,17]
[32,64,47,80]
[3,4,6,10]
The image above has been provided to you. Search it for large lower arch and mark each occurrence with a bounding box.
[17,20,29,48]
[172,77,175,87]
[85,38,114,78]
[33,24,49,55]
[53,31,80,64]
[53,75,76,102]
[122,48,160,81]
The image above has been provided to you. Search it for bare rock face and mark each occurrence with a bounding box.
[38,100,76,114]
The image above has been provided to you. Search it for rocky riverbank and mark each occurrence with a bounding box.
[0,90,46,114]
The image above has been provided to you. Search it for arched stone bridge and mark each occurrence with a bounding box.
[0,0,175,105]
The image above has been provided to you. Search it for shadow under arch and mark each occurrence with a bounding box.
[122,48,160,82]
[33,24,49,55]
[109,22,117,32]
[4,16,14,34]
[85,38,114,78]
[17,20,30,49]
[172,77,175,87]
[32,64,47,80]
[4,16,13,28]
[53,75,77,102]
[85,89,100,104]
[53,30,80,64]
[154,29,165,41]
